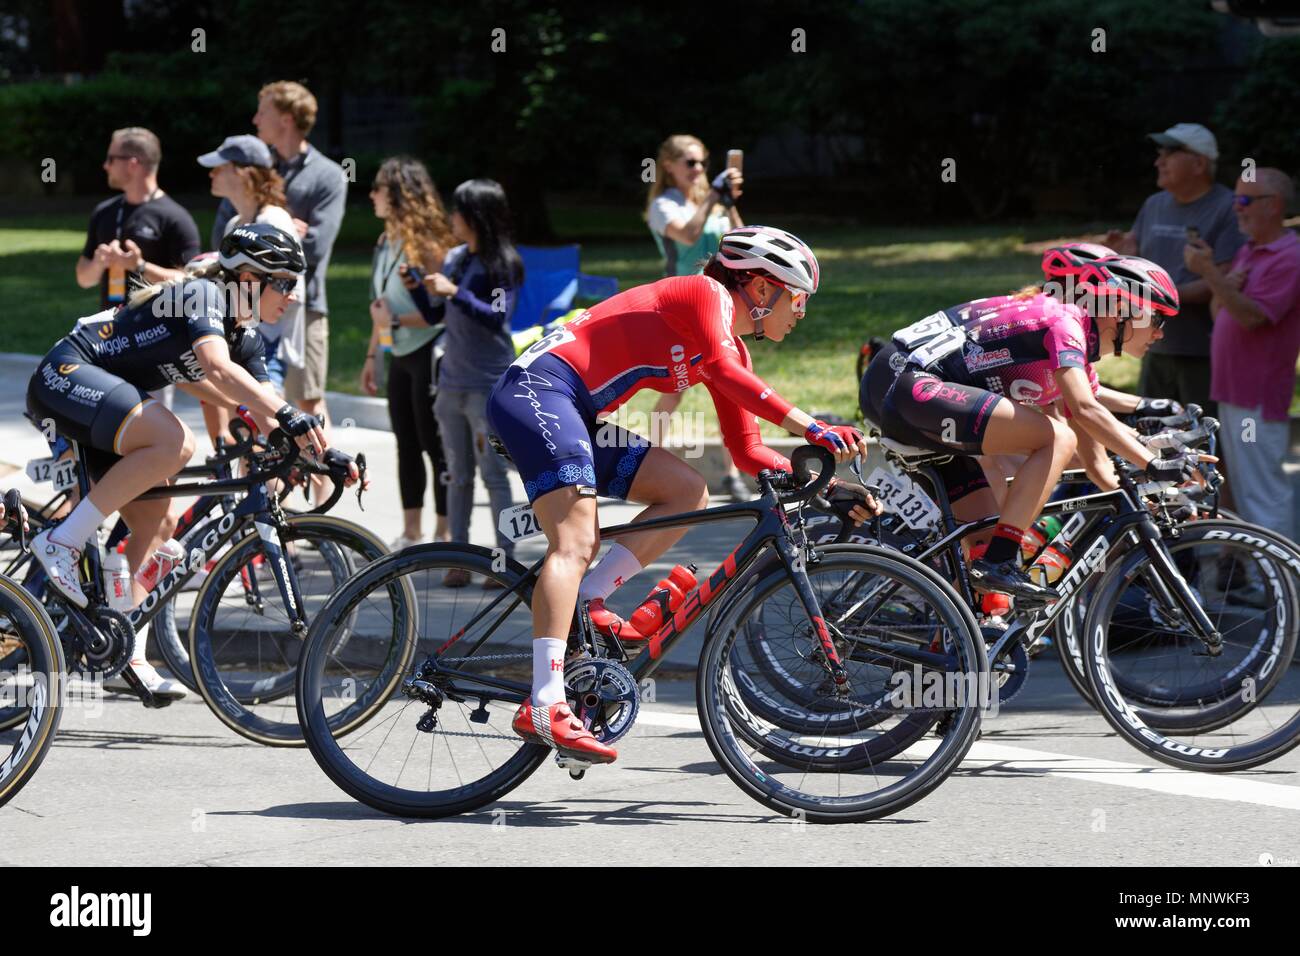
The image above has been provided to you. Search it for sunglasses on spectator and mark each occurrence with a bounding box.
[1234,194,1275,208]
[683,158,707,168]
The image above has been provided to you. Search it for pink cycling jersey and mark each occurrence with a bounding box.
[901,292,1101,406]
[515,275,795,475]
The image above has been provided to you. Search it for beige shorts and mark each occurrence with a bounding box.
[284,310,328,404]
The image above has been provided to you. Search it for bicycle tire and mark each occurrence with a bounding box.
[697,549,985,822]
[190,514,409,746]
[298,543,549,818]
[0,574,65,807]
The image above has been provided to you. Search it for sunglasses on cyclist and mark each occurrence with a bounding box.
[264,275,297,295]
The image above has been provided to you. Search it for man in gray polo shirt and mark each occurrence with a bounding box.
[1108,123,1244,416]
[212,81,347,426]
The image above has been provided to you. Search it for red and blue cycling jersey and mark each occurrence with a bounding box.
[513,274,796,474]
[894,292,1101,406]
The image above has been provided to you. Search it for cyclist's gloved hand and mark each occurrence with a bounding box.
[1144,454,1198,485]
[322,447,362,486]
[275,404,321,437]
[825,478,883,525]
[805,421,864,458]
[1135,397,1184,417]
[710,170,734,208]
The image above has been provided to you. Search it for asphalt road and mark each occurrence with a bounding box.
[2,353,1298,866]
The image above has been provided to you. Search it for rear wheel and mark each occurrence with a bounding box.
[0,575,64,807]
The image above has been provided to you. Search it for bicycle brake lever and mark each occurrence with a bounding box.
[355,453,367,511]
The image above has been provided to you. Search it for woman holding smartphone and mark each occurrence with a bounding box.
[645,134,749,499]
[362,157,454,549]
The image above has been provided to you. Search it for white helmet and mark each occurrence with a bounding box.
[717,226,820,294]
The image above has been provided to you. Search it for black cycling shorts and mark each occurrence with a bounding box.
[860,342,996,504]
[27,340,157,479]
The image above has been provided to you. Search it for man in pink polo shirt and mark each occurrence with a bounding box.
[1185,168,1300,533]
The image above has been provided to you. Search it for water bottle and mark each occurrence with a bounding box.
[103,544,133,611]
[1020,516,1063,563]
[135,539,187,594]
[628,564,698,636]
[1029,541,1074,586]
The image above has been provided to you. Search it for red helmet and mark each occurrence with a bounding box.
[1041,242,1117,280]
[1082,255,1180,318]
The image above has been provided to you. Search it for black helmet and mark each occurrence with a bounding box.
[219,222,305,277]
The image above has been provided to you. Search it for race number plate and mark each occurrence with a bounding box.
[865,466,940,531]
[26,456,77,492]
[498,503,544,543]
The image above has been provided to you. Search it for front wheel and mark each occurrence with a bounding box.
[189,514,410,746]
[697,550,985,822]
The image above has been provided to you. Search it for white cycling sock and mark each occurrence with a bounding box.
[50,499,106,551]
[577,543,642,603]
[531,637,567,707]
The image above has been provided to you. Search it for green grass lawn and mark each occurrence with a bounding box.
[2,199,1291,438]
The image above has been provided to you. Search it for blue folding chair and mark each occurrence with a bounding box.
[513,245,619,332]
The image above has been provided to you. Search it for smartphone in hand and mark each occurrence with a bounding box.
[1185,226,1200,242]
[727,149,743,173]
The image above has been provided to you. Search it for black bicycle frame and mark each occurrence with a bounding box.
[55,439,307,640]
[896,460,1224,665]
[425,478,854,702]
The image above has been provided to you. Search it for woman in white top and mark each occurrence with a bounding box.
[198,134,305,443]
[644,133,750,499]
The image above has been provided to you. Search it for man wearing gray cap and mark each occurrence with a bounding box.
[1107,123,1245,416]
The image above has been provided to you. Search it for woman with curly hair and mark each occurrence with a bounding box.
[363,156,455,547]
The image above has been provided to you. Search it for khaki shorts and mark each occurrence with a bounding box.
[284,310,328,404]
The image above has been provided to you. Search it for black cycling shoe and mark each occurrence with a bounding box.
[969,558,1058,604]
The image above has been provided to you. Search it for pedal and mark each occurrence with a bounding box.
[555,752,592,779]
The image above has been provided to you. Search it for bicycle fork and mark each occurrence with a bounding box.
[1134,521,1223,655]
[774,533,849,688]
[252,516,307,635]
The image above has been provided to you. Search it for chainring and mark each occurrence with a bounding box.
[70,607,135,680]
[990,636,1030,704]
[564,657,640,744]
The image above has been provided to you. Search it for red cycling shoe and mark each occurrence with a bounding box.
[586,598,649,643]
[512,700,618,764]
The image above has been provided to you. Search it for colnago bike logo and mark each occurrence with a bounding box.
[130,511,237,622]
[1091,620,1229,759]
[0,680,45,783]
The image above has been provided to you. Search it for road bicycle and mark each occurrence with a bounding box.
[297,446,988,823]
[0,489,65,807]
[13,424,414,746]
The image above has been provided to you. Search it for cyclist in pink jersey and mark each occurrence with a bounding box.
[487,226,881,763]
[862,246,1206,601]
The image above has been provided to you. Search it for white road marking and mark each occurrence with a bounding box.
[636,708,1300,810]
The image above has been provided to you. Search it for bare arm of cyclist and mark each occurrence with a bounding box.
[174,379,281,436]
[1094,385,1142,415]
[1064,414,1119,490]
[1056,367,1153,470]
[192,338,306,436]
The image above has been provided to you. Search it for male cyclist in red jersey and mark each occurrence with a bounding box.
[487,226,882,764]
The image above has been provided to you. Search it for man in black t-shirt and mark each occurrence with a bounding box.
[76,127,201,309]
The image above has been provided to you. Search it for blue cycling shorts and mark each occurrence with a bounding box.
[486,352,651,503]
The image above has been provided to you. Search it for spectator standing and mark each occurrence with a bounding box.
[77,127,201,309]
[362,157,453,549]
[1107,123,1244,416]
[407,179,521,587]
[199,134,302,398]
[644,133,749,499]
[213,81,347,428]
[1185,168,1300,534]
